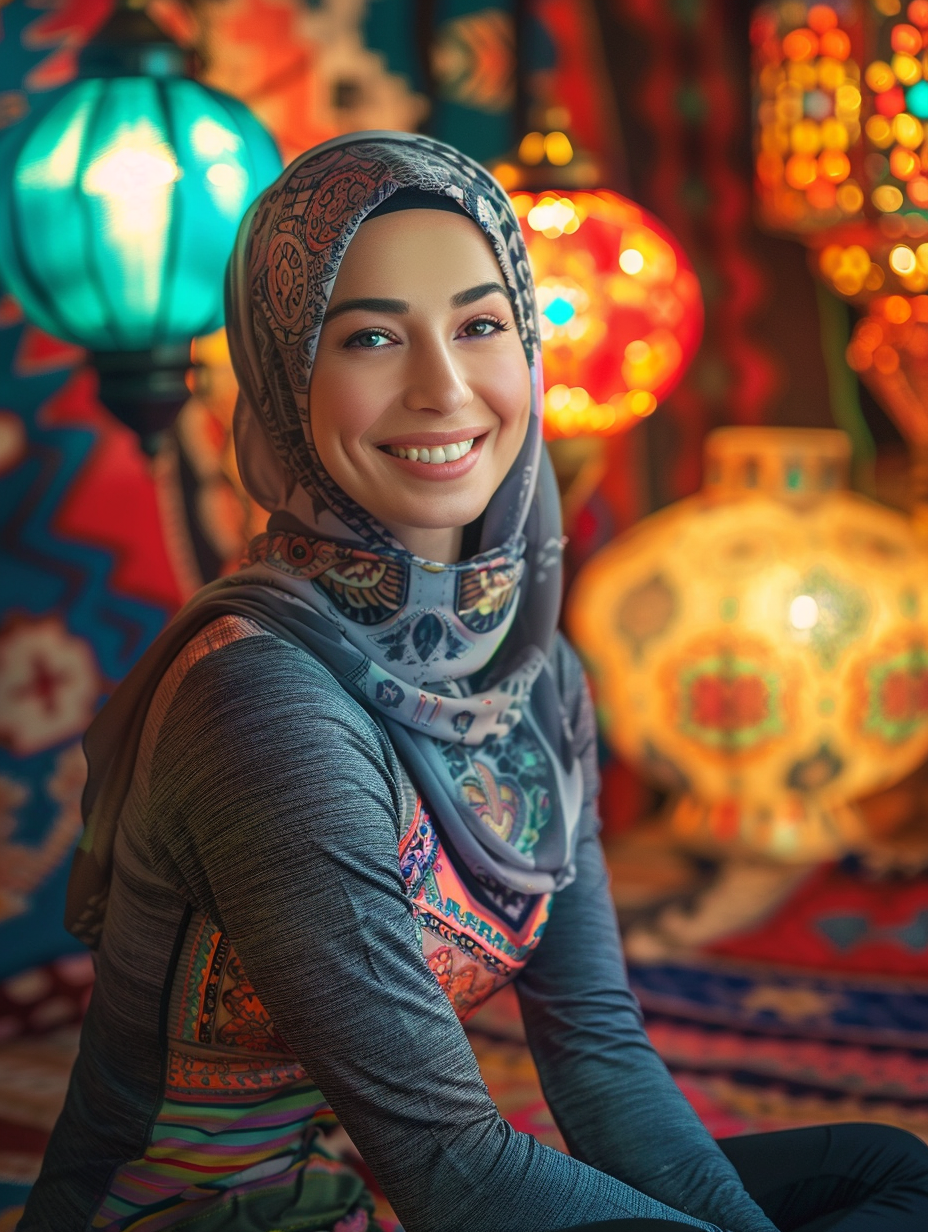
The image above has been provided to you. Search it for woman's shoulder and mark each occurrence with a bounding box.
[155,615,396,775]
[143,617,409,910]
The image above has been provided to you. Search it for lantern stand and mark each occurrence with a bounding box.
[92,345,194,457]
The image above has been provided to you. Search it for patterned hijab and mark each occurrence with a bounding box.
[67,133,582,945]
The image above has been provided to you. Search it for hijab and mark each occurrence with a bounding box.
[67,132,582,947]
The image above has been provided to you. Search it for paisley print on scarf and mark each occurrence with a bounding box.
[246,530,355,578]
[461,761,522,843]
[456,557,522,633]
[266,233,310,330]
[443,726,552,857]
[370,609,472,666]
[305,156,386,254]
[313,554,408,625]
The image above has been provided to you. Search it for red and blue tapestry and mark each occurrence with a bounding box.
[0,0,188,979]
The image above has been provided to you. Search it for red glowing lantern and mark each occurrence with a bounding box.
[510,189,704,440]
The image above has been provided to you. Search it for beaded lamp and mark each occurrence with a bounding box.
[753,0,928,530]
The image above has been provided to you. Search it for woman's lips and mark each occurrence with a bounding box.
[378,433,485,480]
[376,427,487,449]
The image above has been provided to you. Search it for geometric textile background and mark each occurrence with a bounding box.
[0,0,186,977]
[0,303,185,976]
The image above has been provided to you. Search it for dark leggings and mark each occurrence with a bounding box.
[561,1123,928,1231]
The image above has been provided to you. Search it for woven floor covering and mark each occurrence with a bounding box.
[1,825,926,1229]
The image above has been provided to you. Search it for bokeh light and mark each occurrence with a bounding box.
[754,0,928,312]
[753,1,863,231]
[846,292,928,449]
[509,190,703,439]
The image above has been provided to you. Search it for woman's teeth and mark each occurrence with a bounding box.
[384,438,475,464]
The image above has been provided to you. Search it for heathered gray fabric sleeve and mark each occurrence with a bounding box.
[516,639,778,1232]
[146,633,725,1232]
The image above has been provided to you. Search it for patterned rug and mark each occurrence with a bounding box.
[466,953,928,1146]
[2,846,927,1228]
[604,819,928,1147]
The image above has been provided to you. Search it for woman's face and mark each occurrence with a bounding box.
[309,208,532,562]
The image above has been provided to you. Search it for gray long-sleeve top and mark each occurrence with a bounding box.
[19,624,777,1232]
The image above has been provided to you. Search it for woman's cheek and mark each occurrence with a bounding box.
[479,353,531,428]
[317,369,387,458]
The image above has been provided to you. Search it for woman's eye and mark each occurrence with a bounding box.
[462,316,508,337]
[346,329,394,349]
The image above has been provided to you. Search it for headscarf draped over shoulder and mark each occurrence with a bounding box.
[67,133,582,948]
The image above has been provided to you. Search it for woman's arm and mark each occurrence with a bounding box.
[515,641,777,1232]
[147,633,725,1232]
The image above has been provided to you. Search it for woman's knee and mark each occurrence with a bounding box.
[828,1122,928,1184]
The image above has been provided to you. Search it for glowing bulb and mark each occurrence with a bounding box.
[619,248,645,275]
[790,595,820,629]
[544,296,576,325]
[865,61,897,93]
[544,131,574,166]
[894,111,924,147]
[527,196,577,236]
[836,182,865,212]
[518,131,546,165]
[206,163,242,188]
[873,184,904,211]
[205,161,248,216]
[890,244,918,274]
[84,143,177,200]
[190,117,241,158]
[626,389,658,417]
[625,339,652,364]
[81,126,180,323]
[546,384,570,411]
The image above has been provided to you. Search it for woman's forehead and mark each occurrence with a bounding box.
[331,209,504,298]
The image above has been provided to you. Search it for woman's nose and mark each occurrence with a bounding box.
[402,333,472,416]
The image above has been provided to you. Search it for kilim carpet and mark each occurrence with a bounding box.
[2,843,927,1229]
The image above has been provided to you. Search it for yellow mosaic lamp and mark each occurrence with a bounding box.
[567,427,928,860]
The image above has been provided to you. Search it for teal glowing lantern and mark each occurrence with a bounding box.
[0,6,281,450]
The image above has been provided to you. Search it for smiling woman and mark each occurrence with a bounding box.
[17,134,928,1232]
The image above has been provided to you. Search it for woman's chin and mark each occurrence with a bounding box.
[380,503,487,537]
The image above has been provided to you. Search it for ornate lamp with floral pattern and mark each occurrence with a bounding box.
[568,427,928,860]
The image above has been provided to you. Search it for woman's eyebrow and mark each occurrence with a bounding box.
[323,281,510,322]
[324,296,409,321]
[450,281,510,307]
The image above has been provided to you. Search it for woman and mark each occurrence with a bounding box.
[18,134,928,1232]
